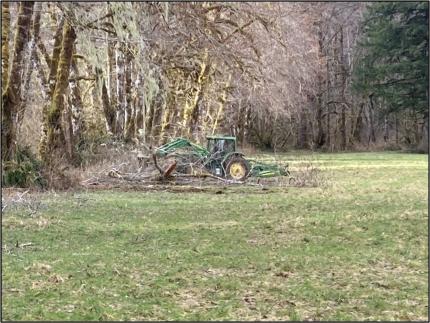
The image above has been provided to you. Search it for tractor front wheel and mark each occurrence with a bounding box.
[225,156,249,181]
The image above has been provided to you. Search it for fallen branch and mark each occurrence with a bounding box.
[13,190,29,203]
[81,176,98,184]
[152,153,164,174]
[174,173,245,184]
[18,242,34,248]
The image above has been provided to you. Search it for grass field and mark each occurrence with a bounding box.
[2,152,428,320]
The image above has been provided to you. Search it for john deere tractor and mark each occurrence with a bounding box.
[154,135,289,181]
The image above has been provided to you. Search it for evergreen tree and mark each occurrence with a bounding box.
[353,2,429,116]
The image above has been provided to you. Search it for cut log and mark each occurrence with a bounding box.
[163,161,177,178]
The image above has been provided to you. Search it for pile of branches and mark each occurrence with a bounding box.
[79,147,321,191]
[79,148,285,191]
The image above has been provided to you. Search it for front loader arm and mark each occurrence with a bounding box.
[155,138,209,158]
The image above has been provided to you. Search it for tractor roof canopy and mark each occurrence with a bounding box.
[206,135,236,141]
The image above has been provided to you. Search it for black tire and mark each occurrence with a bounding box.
[225,156,250,181]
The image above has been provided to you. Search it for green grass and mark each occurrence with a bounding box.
[2,152,428,320]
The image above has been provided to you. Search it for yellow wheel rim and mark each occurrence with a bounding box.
[230,162,246,180]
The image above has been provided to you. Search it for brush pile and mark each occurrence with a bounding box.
[80,149,294,191]
[79,144,322,192]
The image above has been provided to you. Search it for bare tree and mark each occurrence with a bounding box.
[2,1,34,161]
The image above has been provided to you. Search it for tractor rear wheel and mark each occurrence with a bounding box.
[225,156,249,181]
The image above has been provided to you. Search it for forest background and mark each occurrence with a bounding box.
[1,1,428,188]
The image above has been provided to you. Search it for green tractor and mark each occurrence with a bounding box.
[154,135,289,181]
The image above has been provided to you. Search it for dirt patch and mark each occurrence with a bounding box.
[79,175,291,194]
[176,289,204,311]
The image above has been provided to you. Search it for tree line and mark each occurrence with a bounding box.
[1,2,428,185]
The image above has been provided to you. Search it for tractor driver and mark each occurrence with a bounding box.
[211,140,224,159]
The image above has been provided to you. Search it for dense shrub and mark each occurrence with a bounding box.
[2,146,46,188]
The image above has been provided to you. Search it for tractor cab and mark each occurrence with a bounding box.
[205,135,249,180]
[206,135,236,158]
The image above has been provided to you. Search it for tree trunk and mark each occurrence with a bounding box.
[63,99,74,163]
[315,91,325,147]
[48,17,65,95]
[1,1,11,158]
[124,50,135,142]
[1,1,10,92]
[134,87,144,140]
[339,27,347,151]
[333,104,339,151]
[102,79,115,133]
[383,116,389,143]
[368,95,376,144]
[421,111,429,151]
[413,113,420,145]
[159,90,175,144]
[19,2,43,125]
[106,4,119,135]
[37,39,51,69]
[182,51,208,137]
[326,58,331,149]
[40,21,76,164]
[150,94,164,142]
[39,17,65,158]
[115,47,125,136]
[237,99,247,144]
[107,40,118,135]
[340,105,346,150]
[212,74,231,134]
[70,57,85,150]
[244,103,252,143]
[297,109,308,149]
[353,103,364,143]
[135,74,145,141]
[145,99,155,143]
[2,2,34,161]
[33,50,48,97]
[395,114,399,145]
[315,24,326,149]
